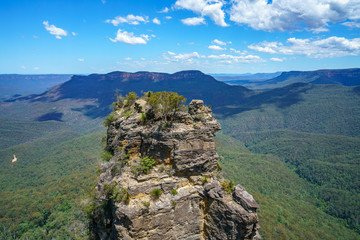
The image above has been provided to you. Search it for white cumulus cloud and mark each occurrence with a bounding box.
[181,17,206,25]
[106,15,148,26]
[208,45,225,51]
[164,51,201,63]
[230,48,247,55]
[173,52,200,60]
[153,18,161,25]
[159,7,169,13]
[230,0,360,32]
[270,57,284,62]
[342,21,360,28]
[207,54,264,63]
[175,0,228,27]
[110,29,150,45]
[77,58,85,62]
[213,39,226,45]
[43,21,68,39]
[249,36,360,58]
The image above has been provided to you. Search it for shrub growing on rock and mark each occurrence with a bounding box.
[140,156,156,174]
[101,150,113,162]
[220,179,235,194]
[147,91,186,122]
[151,188,162,199]
[103,112,116,127]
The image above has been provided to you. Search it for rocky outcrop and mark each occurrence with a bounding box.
[90,97,260,240]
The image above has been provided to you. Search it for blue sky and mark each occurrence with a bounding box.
[1,0,359,74]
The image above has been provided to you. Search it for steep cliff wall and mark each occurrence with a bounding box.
[90,96,260,240]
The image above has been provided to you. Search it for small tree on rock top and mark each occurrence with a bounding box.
[147,91,186,122]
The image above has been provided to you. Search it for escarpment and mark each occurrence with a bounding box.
[90,93,260,240]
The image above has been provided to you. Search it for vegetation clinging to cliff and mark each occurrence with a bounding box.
[147,91,186,122]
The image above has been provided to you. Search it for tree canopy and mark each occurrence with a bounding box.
[147,91,186,122]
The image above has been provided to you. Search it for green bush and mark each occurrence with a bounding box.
[122,192,131,204]
[140,112,147,122]
[122,110,132,119]
[141,201,150,208]
[201,176,208,184]
[140,156,156,174]
[125,92,137,107]
[101,150,113,162]
[147,91,186,122]
[151,188,162,198]
[103,112,116,127]
[220,179,235,194]
[170,189,178,195]
[111,92,124,110]
[131,156,156,176]
[171,200,177,208]
[217,162,222,171]
[105,183,130,204]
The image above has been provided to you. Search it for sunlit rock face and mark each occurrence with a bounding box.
[90,99,260,240]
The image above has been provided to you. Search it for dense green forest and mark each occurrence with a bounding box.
[0,130,103,239]
[220,84,360,137]
[217,134,359,239]
[220,84,360,234]
[0,118,71,149]
[1,123,359,239]
[228,129,360,232]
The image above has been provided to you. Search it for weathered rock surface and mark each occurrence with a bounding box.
[90,98,260,240]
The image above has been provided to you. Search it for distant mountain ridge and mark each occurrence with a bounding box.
[2,69,359,123]
[3,70,253,120]
[220,68,360,89]
[212,72,282,82]
[263,68,360,87]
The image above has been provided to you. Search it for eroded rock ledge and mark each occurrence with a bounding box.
[90,97,260,240]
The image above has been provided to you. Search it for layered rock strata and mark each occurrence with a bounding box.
[90,99,260,240]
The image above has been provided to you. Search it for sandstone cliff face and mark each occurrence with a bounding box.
[90,98,260,240]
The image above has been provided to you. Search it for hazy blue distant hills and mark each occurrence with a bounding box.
[211,72,282,82]
[0,74,72,98]
[259,68,360,88]
[213,68,360,89]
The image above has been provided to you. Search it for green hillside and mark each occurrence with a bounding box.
[0,118,72,149]
[232,130,360,232]
[1,124,358,239]
[0,130,104,239]
[220,84,360,137]
[217,133,359,239]
[220,84,360,233]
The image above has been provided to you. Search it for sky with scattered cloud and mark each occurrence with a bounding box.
[1,0,359,74]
